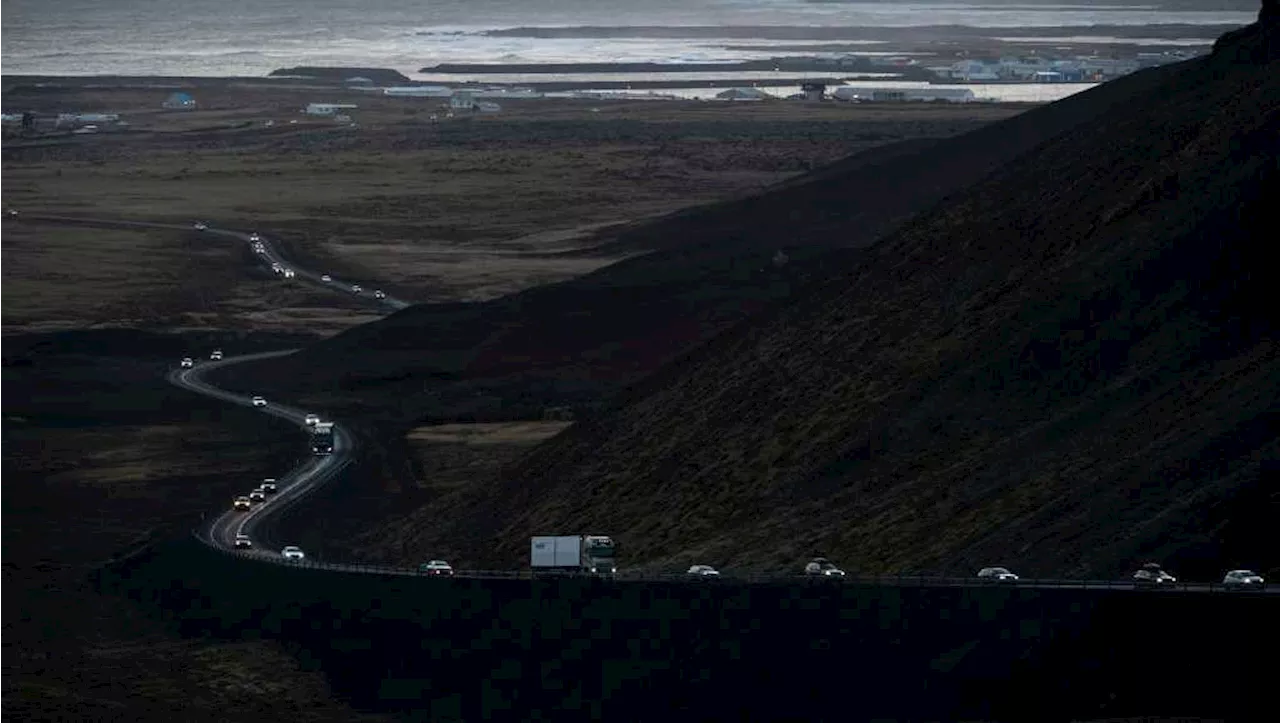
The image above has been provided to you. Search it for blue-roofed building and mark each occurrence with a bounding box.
[162,92,197,109]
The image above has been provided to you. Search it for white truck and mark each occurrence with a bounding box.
[530,535,617,575]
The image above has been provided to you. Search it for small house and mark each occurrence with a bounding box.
[448,92,475,110]
[162,92,197,109]
[304,103,358,116]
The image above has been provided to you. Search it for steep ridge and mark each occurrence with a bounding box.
[383,5,1280,575]
[221,63,1192,421]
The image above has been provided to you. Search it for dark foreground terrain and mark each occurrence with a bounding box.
[107,536,1277,723]
[1,332,388,722]
[231,6,1280,578]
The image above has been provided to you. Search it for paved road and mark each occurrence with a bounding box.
[11,213,411,311]
[170,352,355,555]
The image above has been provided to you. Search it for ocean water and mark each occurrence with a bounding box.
[1,0,1257,78]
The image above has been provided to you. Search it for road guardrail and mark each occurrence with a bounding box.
[188,531,1270,593]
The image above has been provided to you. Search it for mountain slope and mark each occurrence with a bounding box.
[222,62,1196,422]
[376,6,1280,577]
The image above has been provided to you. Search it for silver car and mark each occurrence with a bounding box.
[687,565,720,577]
[1133,562,1177,585]
[281,546,306,561]
[1222,570,1265,588]
[977,567,1019,582]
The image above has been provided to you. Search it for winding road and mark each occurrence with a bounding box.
[171,350,356,552]
[13,212,1277,594]
[13,213,411,310]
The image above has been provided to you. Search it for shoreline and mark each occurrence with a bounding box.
[0,71,1098,95]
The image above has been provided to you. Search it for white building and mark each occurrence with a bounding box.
[383,86,452,97]
[304,103,358,116]
[448,92,475,110]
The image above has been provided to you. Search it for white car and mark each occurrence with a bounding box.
[251,396,267,407]
[374,290,386,300]
[351,285,362,294]
[6,209,16,217]
[304,414,321,426]
[180,357,194,368]
[271,263,283,274]
[321,274,332,282]
[234,534,252,549]
[1222,570,1266,588]
[282,268,295,279]
[260,478,278,494]
[1133,562,1177,585]
[248,489,266,503]
[249,233,260,242]
[976,567,1019,581]
[233,496,252,511]
[419,560,454,576]
[254,244,266,254]
[194,221,208,231]
[687,565,720,577]
[210,349,223,361]
[281,546,306,561]
[804,558,846,577]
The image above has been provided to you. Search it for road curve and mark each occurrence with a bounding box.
[11,213,411,311]
[170,351,355,555]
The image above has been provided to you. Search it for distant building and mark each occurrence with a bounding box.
[800,82,826,101]
[383,86,452,97]
[715,87,775,101]
[162,92,197,109]
[304,103,358,116]
[448,92,475,110]
[832,86,975,103]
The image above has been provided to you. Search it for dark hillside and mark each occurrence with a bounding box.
[371,6,1280,576]
[220,59,1199,421]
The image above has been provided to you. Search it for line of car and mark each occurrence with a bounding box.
[196,223,389,300]
[674,560,1265,588]
[180,347,326,563]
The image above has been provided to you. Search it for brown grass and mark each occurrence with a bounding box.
[3,82,1023,318]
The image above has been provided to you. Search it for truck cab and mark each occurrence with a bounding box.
[310,422,335,455]
[583,535,616,575]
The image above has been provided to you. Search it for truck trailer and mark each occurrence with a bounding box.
[530,535,617,575]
